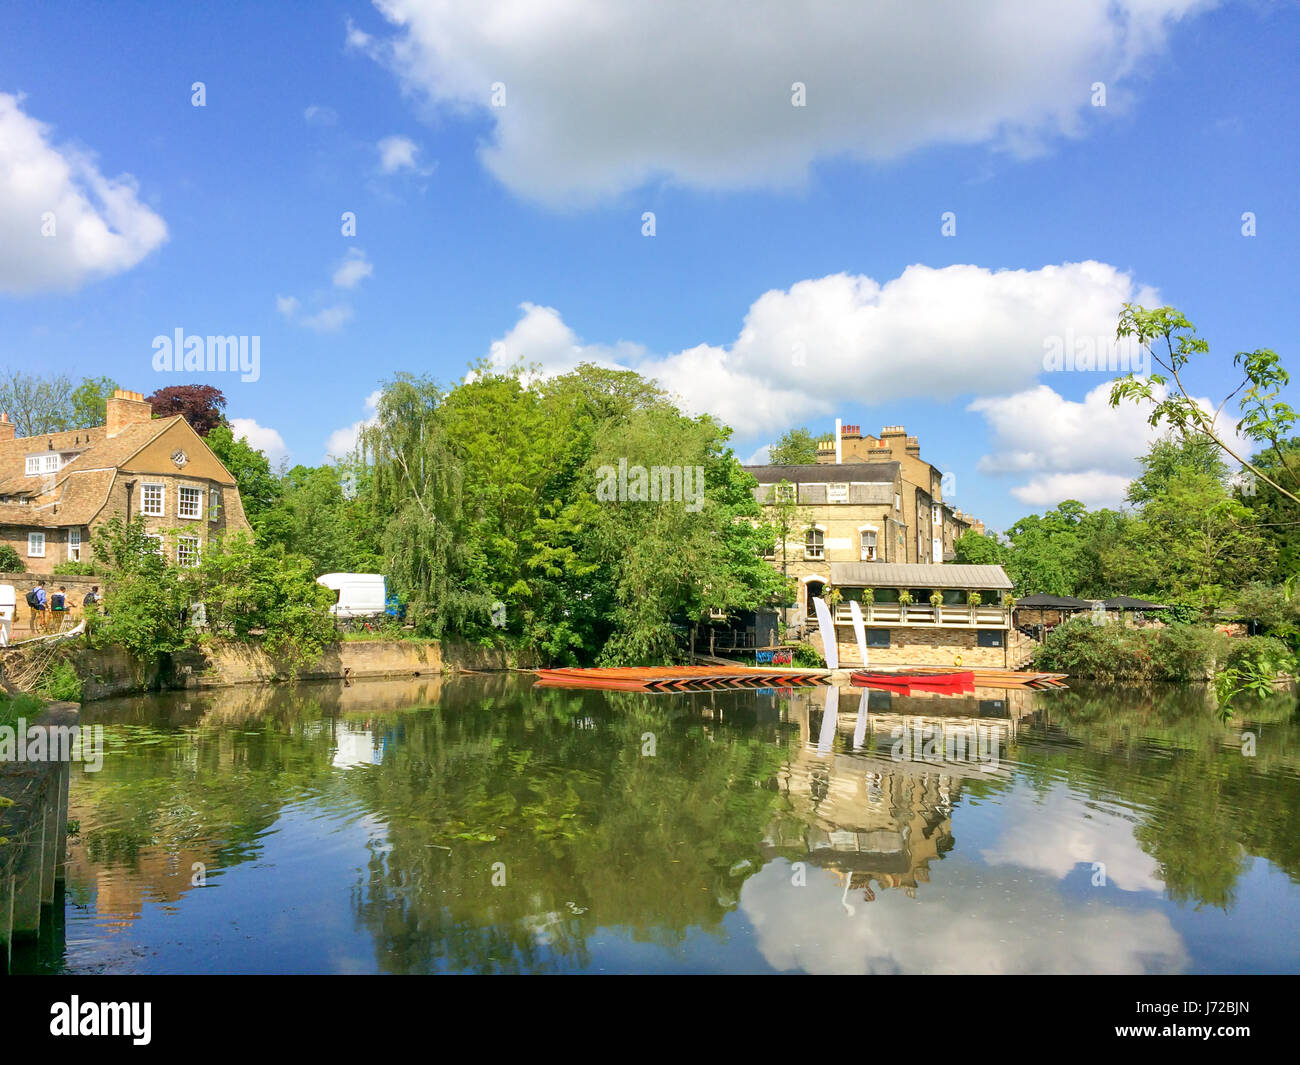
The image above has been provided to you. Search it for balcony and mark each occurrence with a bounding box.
[833,601,1010,629]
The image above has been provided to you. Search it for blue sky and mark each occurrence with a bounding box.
[1,0,1296,530]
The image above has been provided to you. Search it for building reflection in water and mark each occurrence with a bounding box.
[762,685,1034,905]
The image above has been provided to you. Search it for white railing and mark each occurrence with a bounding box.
[833,601,1011,628]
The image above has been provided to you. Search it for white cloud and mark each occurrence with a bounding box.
[0,92,168,293]
[364,0,1216,205]
[970,379,1249,508]
[325,389,383,458]
[299,305,354,333]
[376,134,430,174]
[332,248,373,289]
[482,261,1158,441]
[304,104,338,126]
[227,417,289,467]
[275,294,300,317]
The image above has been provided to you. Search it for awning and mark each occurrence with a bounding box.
[1014,594,1092,610]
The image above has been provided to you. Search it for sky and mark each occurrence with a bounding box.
[1,0,1297,531]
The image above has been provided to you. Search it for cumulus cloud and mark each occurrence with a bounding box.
[304,104,338,126]
[332,248,373,289]
[275,295,300,317]
[0,92,168,293]
[299,305,354,333]
[482,261,1157,442]
[325,389,383,458]
[970,380,1249,508]
[376,134,430,174]
[363,0,1216,204]
[228,417,289,467]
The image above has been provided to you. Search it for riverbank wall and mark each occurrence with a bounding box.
[0,701,76,972]
[70,638,536,702]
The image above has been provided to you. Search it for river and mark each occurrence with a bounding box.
[13,675,1300,974]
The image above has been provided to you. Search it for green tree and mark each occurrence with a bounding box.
[70,376,120,427]
[1110,304,1297,505]
[0,370,74,436]
[769,427,820,465]
[206,423,284,532]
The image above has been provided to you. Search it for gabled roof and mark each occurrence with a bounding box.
[830,562,1013,590]
[745,461,900,484]
[0,417,181,496]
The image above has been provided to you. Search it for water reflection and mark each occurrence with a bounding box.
[17,676,1299,974]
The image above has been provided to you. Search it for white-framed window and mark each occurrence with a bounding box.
[177,536,201,568]
[68,528,81,561]
[895,493,901,511]
[773,482,796,503]
[933,507,942,526]
[804,528,825,560]
[27,531,45,557]
[25,454,61,476]
[145,533,164,556]
[141,482,165,517]
[826,483,849,504]
[178,485,203,520]
[208,488,222,521]
[860,529,878,561]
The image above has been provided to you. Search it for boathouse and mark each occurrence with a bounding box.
[811,562,1019,669]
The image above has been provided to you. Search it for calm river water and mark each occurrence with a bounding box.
[15,675,1300,974]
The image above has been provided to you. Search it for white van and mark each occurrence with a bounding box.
[317,573,387,619]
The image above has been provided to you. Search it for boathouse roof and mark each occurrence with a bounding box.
[1014,593,1091,609]
[829,562,1013,590]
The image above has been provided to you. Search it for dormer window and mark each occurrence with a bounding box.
[25,454,61,475]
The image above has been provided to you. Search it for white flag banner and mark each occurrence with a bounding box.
[817,684,839,755]
[849,599,868,668]
[853,689,869,750]
[812,596,839,671]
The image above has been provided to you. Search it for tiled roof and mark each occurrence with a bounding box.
[830,562,1014,590]
[0,469,116,528]
[0,417,179,497]
[744,461,900,484]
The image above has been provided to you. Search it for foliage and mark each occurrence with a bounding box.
[953,529,1007,567]
[70,376,120,427]
[788,643,825,668]
[0,543,22,572]
[768,427,820,465]
[88,517,192,660]
[1110,304,1297,506]
[145,384,227,435]
[1033,617,1229,682]
[206,423,284,530]
[39,659,83,702]
[192,534,338,674]
[0,692,45,730]
[52,561,96,575]
[0,369,74,436]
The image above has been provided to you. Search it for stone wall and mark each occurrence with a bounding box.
[811,625,1009,669]
[0,701,76,972]
[71,637,535,702]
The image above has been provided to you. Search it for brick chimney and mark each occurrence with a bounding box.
[105,389,153,437]
[0,411,14,444]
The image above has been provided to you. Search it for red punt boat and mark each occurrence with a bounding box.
[850,670,975,693]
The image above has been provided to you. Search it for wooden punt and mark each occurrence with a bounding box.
[900,666,1069,690]
[851,669,975,693]
[534,665,831,692]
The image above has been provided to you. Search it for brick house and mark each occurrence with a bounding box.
[0,389,251,575]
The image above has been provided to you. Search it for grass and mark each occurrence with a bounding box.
[0,693,47,730]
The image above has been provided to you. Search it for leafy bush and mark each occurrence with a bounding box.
[1033,617,1228,682]
[52,561,96,575]
[0,543,22,572]
[39,659,83,702]
[1222,635,1296,677]
[789,643,826,668]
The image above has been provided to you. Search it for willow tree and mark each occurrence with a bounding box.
[360,373,485,636]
